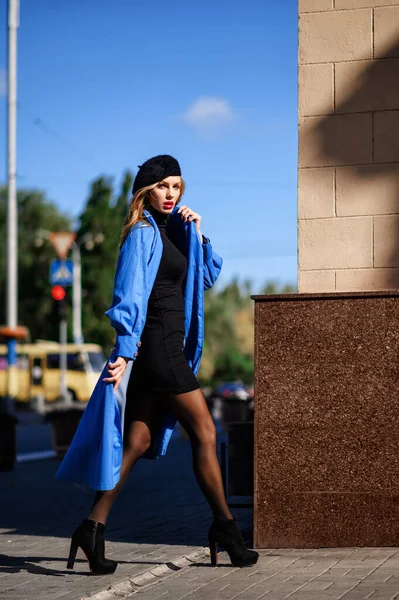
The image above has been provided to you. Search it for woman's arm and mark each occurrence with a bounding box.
[202,236,223,291]
[176,205,223,291]
[105,224,153,360]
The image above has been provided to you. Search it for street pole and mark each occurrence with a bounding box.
[0,0,21,471]
[71,242,83,344]
[59,317,68,402]
[6,0,20,408]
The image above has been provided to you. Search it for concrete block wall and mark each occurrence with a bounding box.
[298,1,399,292]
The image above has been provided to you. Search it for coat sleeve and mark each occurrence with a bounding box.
[105,224,153,360]
[202,236,223,291]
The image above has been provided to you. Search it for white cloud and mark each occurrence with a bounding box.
[181,96,236,136]
[0,69,6,96]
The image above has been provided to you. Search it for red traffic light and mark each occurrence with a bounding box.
[51,285,66,301]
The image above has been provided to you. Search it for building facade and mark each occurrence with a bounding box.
[298,1,399,292]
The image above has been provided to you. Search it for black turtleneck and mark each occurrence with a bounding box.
[138,204,188,353]
[147,205,170,231]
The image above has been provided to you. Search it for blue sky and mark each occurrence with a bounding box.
[0,0,298,292]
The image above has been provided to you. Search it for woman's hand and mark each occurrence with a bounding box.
[177,205,202,239]
[103,356,130,391]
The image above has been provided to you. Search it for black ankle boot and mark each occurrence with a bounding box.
[66,519,117,575]
[208,517,259,567]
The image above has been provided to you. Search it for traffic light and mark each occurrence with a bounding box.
[51,285,67,320]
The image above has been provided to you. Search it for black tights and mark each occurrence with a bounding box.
[88,387,232,525]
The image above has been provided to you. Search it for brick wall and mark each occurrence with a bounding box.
[298,1,399,292]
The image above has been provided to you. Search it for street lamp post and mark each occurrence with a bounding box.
[0,0,21,472]
[7,0,19,338]
[2,0,20,405]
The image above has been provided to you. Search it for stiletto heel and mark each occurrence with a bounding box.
[209,540,218,566]
[66,519,117,575]
[208,517,258,568]
[66,539,78,569]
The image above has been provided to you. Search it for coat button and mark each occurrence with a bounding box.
[137,341,142,347]
[134,352,139,358]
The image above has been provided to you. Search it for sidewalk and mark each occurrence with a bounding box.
[3,435,399,600]
[122,547,399,600]
[0,431,251,600]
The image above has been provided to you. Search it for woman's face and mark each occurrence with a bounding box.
[148,176,182,213]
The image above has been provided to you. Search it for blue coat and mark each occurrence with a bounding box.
[56,206,223,490]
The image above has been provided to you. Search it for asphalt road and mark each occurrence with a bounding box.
[15,409,53,455]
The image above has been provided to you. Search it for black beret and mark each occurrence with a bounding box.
[132,155,182,195]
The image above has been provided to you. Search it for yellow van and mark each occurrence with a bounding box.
[0,341,106,404]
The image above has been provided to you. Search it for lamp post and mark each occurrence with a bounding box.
[0,0,21,472]
[6,0,19,338]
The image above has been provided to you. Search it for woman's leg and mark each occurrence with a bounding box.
[164,387,233,521]
[88,391,167,525]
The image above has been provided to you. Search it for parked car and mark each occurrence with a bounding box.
[208,381,254,425]
[214,381,251,402]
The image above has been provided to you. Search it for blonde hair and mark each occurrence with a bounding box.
[120,178,185,248]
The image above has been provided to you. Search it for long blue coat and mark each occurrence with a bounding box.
[56,206,223,490]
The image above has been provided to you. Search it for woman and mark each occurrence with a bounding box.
[56,155,258,574]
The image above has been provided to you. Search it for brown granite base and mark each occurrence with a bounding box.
[252,291,399,548]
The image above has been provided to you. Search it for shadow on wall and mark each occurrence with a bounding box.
[309,38,399,289]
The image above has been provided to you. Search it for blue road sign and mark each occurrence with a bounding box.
[50,259,74,286]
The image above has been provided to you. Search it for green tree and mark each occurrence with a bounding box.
[260,280,297,295]
[200,277,297,386]
[200,278,255,385]
[0,187,71,341]
[213,348,254,384]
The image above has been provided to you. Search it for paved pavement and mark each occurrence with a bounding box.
[3,426,399,600]
[121,548,399,600]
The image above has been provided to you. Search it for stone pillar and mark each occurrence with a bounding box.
[298,1,399,293]
[252,291,399,548]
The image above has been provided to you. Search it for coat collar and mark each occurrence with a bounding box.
[143,206,190,235]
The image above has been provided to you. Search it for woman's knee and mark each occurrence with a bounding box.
[194,419,217,447]
[124,431,152,457]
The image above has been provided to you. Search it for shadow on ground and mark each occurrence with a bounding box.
[0,434,253,577]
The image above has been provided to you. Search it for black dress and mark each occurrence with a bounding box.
[126,206,201,399]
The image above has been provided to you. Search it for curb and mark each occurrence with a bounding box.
[81,546,210,600]
[16,449,57,462]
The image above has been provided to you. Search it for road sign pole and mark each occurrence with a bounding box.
[71,242,83,344]
[59,317,68,402]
